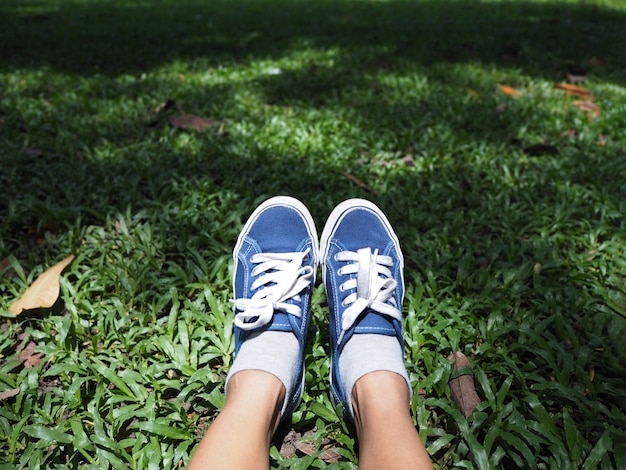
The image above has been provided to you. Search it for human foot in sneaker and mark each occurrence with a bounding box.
[320,198,410,420]
[226,196,318,417]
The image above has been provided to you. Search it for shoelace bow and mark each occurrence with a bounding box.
[234,248,313,330]
[335,247,401,344]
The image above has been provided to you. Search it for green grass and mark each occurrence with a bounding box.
[1,0,626,468]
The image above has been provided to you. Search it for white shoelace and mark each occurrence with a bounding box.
[335,247,401,344]
[234,248,313,330]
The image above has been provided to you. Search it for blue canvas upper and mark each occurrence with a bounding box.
[320,199,405,418]
[232,197,318,415]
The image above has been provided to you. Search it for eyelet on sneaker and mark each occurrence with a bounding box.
[337,267,345,276]
[341,299,347,307]
[339,283,346,292]
[333,253,339,261]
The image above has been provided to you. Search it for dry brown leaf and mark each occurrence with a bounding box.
[554,83,592,98]
[319,447,341,463]
[574,100,601,119]
[561,129,577,138]
[596,135,607,146]
[19,341,44,368]
[293,437,340,463]
[0,387,20,402]
[279,441,296,459]
[574,100,599,112]
[341,172,375,194]
[466,88,479,97]
[26,353,44,368]
[448,352,481,418]
[0,257,16,279]
[401,155,414,167]
[499,84,521,97]
[280,430,298,459]
[27,224,59,247]
[169,114,220,132]
[294,439,316,456]
[10,255,75,315]
[19,342,36,362]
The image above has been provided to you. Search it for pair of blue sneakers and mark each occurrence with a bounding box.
[232,196,405,419]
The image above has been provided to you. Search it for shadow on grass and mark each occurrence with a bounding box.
[2,0,625,366]
[1,0,625,82]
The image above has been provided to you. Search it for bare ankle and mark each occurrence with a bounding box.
[225,370,286,437]
[351,372,433,470]
[351,371,412,429]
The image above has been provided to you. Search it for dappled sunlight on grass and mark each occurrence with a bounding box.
[1,0,625,467]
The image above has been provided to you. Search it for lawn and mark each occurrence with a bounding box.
[1,0,626,468]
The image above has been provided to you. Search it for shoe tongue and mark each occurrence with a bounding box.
[352,309,397,335]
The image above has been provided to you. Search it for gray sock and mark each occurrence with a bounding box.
[338,334,411,417]
[226,330,299,415]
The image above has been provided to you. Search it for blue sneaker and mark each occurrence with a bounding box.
[320,199,405,419]
[232,196,318,416]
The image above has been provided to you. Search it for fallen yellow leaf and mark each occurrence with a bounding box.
[10,255,75,315]
[499,84,521,96]
[574,99,601,119]
[555,83,592,98]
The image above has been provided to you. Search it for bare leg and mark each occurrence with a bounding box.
[352,371,433,470]
[187,370,285,470]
